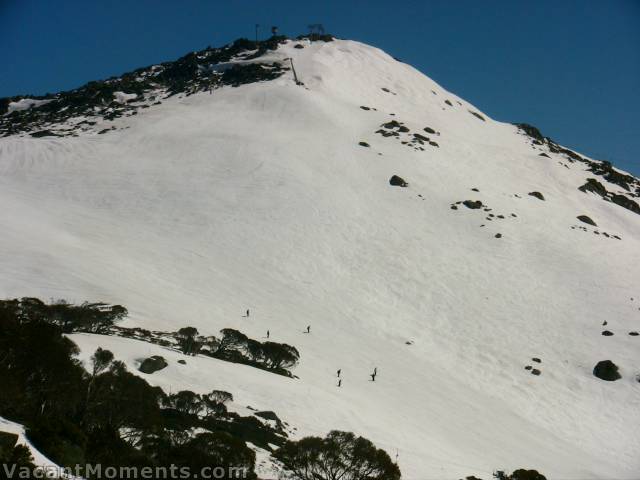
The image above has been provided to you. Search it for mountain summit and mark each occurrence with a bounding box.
[1,36,638,478]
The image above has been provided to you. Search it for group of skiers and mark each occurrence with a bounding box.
[245,308,379,388]
[335,367,378,387]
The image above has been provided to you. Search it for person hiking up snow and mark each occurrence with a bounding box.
[306,325,311,333]
[370,372,376,382]
[245,309,250,317]
[266,330,270,339]
[337,369,341,377]
[337,379,342,387]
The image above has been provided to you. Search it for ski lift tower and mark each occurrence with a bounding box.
[307,24,325,36]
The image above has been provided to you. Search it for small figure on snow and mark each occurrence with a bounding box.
[337,379,342,387]
[337,369,341,378]
[306,325,311,333]
[246,309,250,317]
[370,373,376,382]
[266,330,270,339]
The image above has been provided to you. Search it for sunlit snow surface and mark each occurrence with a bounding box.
[1,39,639,479]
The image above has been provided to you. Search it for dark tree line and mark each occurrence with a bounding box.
[273,430,401,480]
[0,298,283,478]
[174,327,300,376]
[0,297,410,480]
[1,297,126,334]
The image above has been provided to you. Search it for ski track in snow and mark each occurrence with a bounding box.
[1,39,639,479]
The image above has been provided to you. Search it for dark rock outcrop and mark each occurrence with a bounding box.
[579,178,640,215]
[593,360,621,381]
[579,178,607,195]
[389,175,408,187]
[611,194,640,215]
[139,355,168,374]
[468,110,485,121]
[462,200,483,209]
[528,191,545,201]
[577,215,597,226]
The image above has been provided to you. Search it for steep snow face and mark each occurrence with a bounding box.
[1,39,639,479]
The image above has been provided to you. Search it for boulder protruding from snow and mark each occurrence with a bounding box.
[528,191,545,201]
[462,200,483,209]
[577,215,597,226]
[139,355,168,374]
[593,360,621,381]
[389,175,408,187]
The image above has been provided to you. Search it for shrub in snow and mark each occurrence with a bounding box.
[163,390,202,415]
[91,347,114,376]
[207,328,300,375]
[274,430,401,480]
[175,326,201,355]
[492,469,546,480]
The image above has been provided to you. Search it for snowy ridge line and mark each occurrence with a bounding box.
[0,35,330,138]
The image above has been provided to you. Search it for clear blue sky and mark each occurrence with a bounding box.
[1,0,638,174]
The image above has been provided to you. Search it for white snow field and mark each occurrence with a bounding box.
[1,39,639,479]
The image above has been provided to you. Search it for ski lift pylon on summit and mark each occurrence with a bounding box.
[308,24,325,35]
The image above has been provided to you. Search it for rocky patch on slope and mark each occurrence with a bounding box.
[579,178,640,215]
[515,123,640,215]
[374,120,440,151]
[0,36,342,138]
[570,224,621,241]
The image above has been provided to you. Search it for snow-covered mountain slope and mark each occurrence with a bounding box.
[1,38,639,478]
